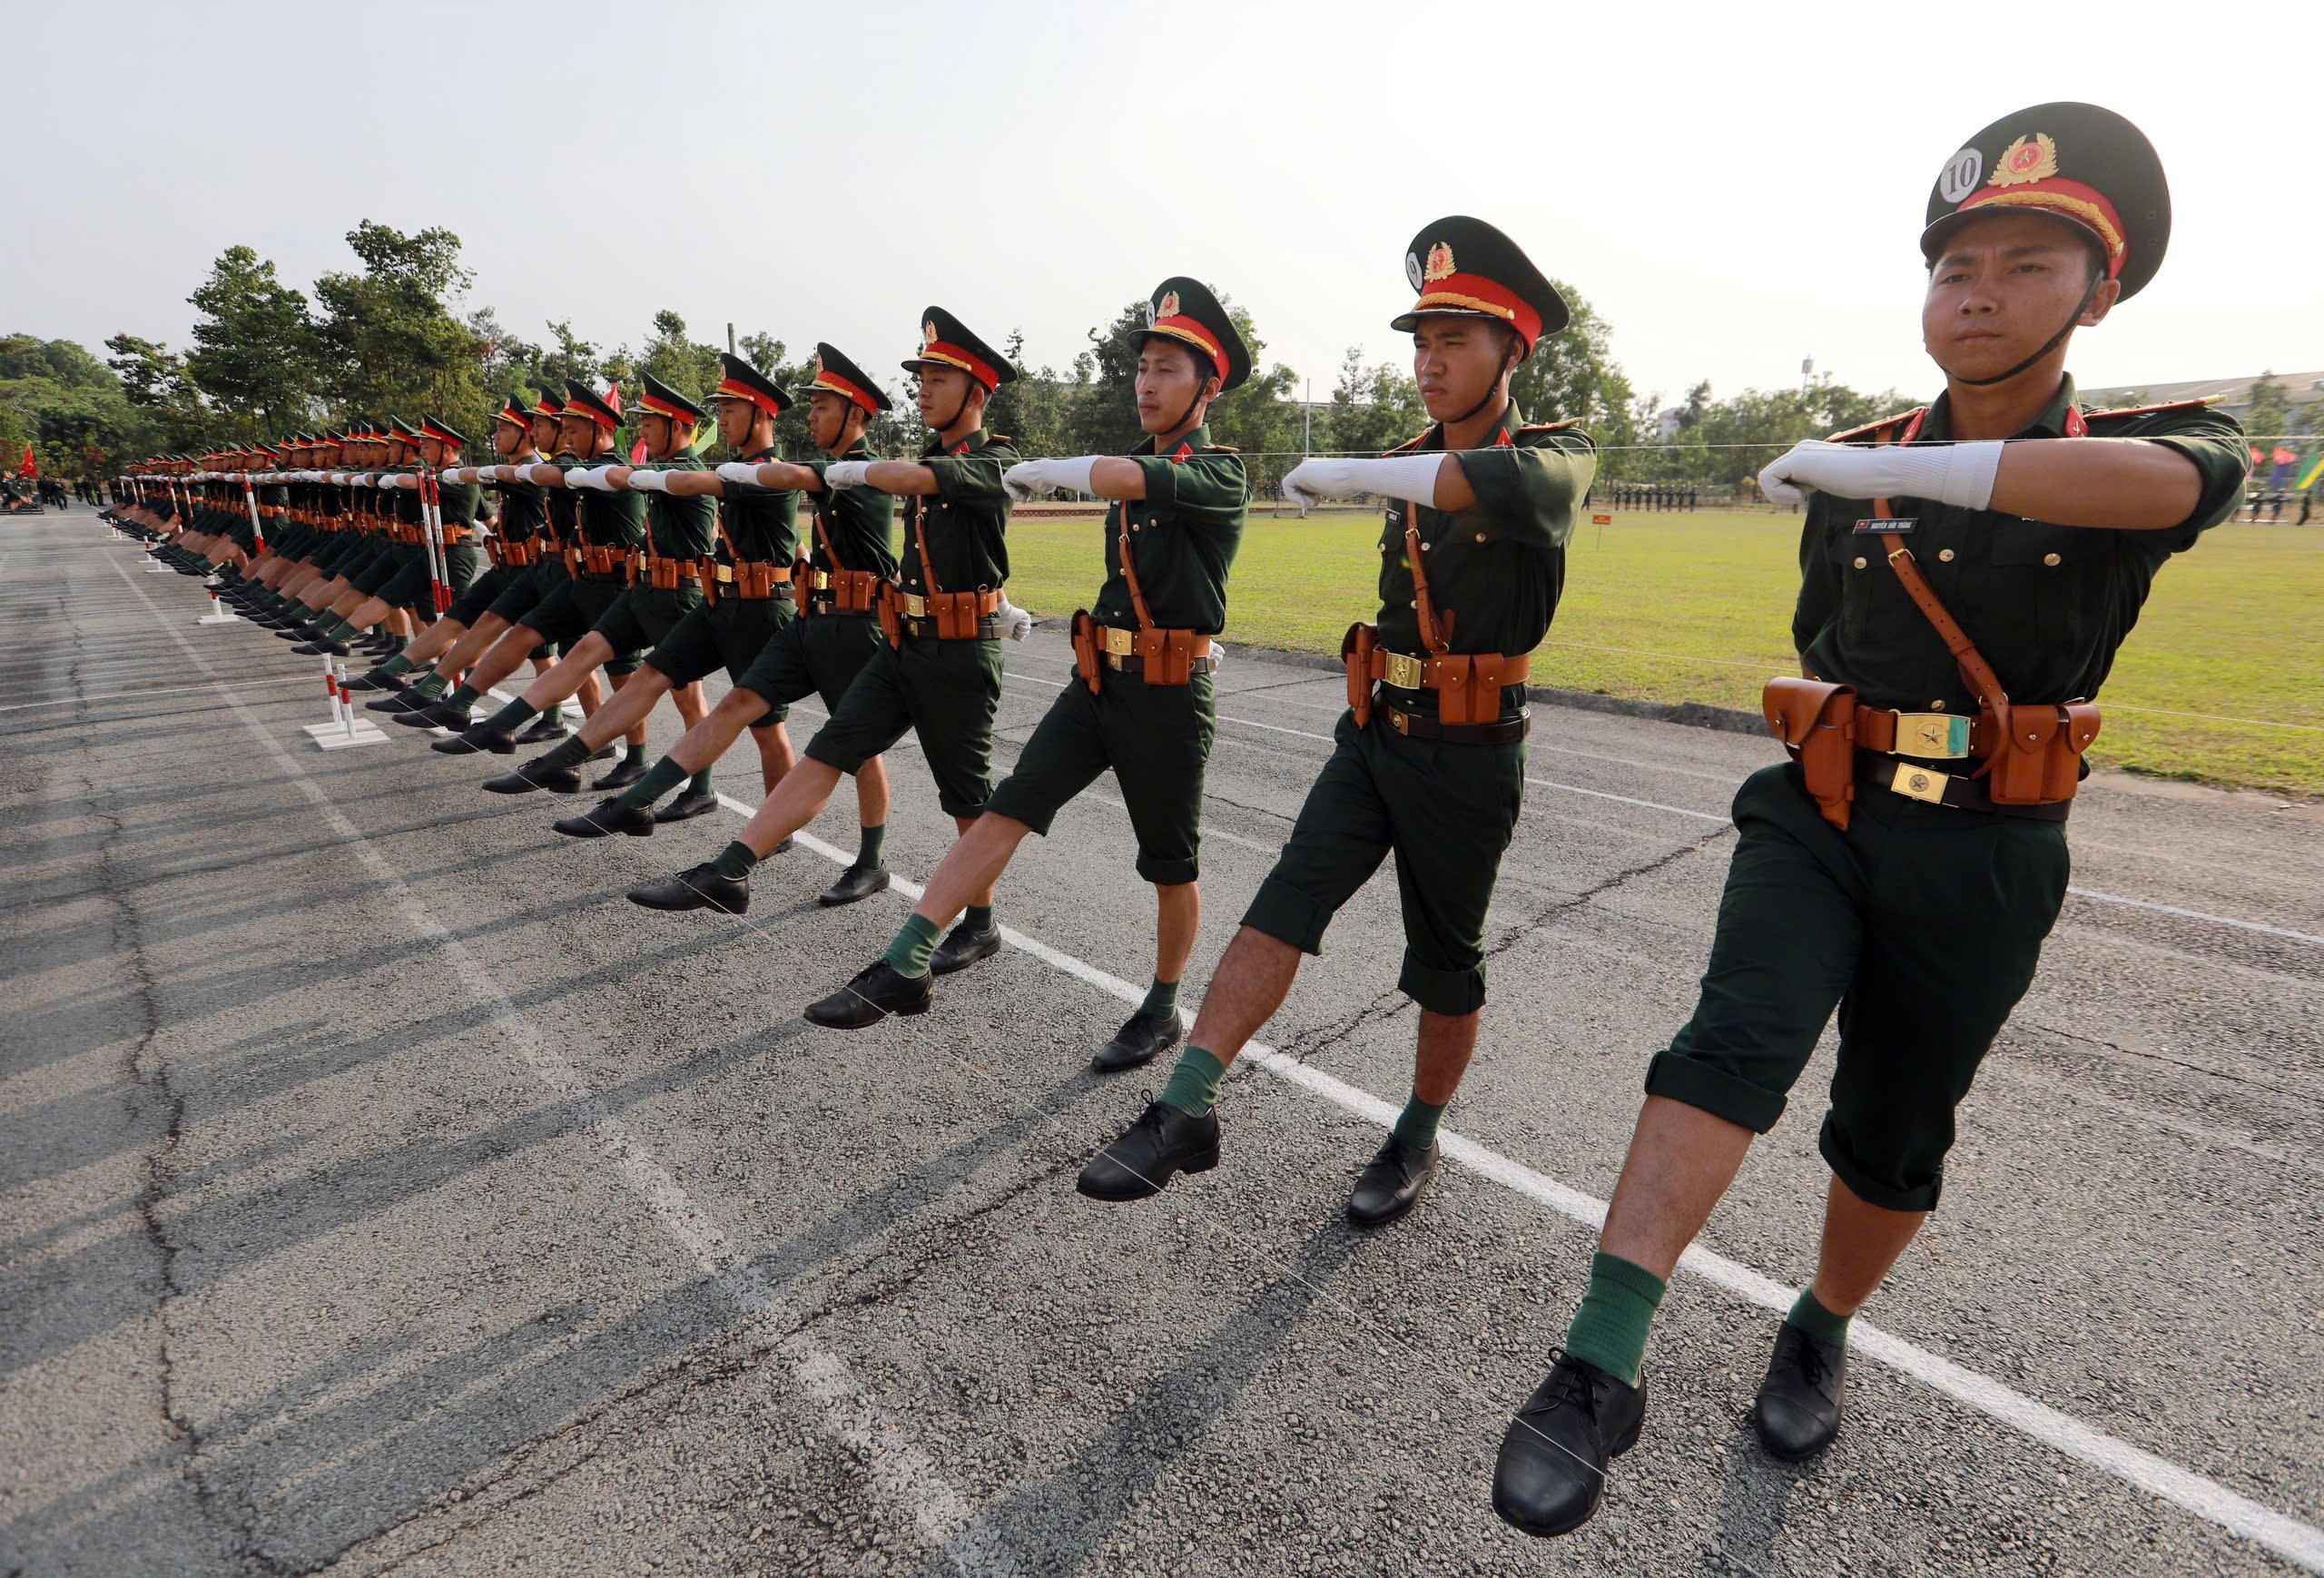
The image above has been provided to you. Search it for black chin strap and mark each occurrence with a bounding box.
[1448,340,1521,427]
[1957,271,2103,388]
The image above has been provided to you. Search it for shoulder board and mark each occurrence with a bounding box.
[1518,419,1582,432]
[2082,396,2214,420]
[1826,407,1925,444]
[1203,442,1241,453]
[986,433,1014,446]
[1384,430,1432,456]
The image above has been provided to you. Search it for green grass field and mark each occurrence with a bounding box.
[1005,508,2324,797]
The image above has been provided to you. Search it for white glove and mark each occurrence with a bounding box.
[1002,455,1099,502]
[1281,452,1446,517]
[715,460,763,488]
[350,471,376,487]
[626,468,670,493]
[567,465,615,490]
[822,459,871,490]
[1758,439,2004,511]
[994,593,1033,640]
[378,472,410,488]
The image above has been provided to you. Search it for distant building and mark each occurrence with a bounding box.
[1653,406,1687,439]
[2076,370,2323,432]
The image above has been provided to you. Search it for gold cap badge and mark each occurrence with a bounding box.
[1423,242,1456,283]
[1157,290,1181,320]
[1988,133,2059,188]
[922,321,938,348]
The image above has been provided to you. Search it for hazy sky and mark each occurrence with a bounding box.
[6,1,2319,415]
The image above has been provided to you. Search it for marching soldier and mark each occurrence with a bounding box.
[1076,218,1597,1228]
[1490,104,2250,1538]
[527,343,901,907]
[479,353,808,824]
[796,279,1248,1063]
[427,372,715,793]
[623,307,1019,946]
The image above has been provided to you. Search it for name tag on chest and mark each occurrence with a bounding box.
[1852,518,1915,535]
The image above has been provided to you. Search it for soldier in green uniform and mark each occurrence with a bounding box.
[480,352,806,823]
[409,380,651,784]
[797,279,1248,1060]
[1491,104,2252,1539]
[534,343,901,908]
[294,420,428,655]
[1078,218,1596,1229]
[426,372,715,784]
[368,392,606,744]
[624,308,1019,943]
[325,416,483,652]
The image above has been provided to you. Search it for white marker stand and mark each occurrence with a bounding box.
[304,657,386,750]
[197,592,238,626]
[142,553,174,574]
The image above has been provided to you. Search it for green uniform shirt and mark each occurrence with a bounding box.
[436,478,482,527]
[715,446,802,565]
[1091,424,1247,635]
[1794,379,2249,712]
[901,429,1019,597]
[1374,408,1598,656]
[802,439,900,578]
[569,454,646,549]
[543,451,581,547]
[489,455,549,545]
[639,452,715,559]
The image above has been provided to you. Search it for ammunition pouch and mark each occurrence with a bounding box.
[1763,676,1859,831]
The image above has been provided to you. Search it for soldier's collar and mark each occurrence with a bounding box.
[1138,422,1211,457]
[740,447,778,463]
[840,438,875,459]
[1920,375,2079,442]
[1416,403,1525,451]
[922,426,987,458]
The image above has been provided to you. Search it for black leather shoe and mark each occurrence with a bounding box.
[514,715,572,745]
[274,624,316,640]
[1749,1321,1846,1462]
[803,961,932,1028]
[393,699,470,730]
[554,797,654,838]
[627,863,749,914]
[483,756,584,795]
[430,723,515,755]
[816,863,890,907]
[1093,1009,1181,1072]
[290,639,350,656]
[654,784,719,824]
[586,743,619,763]
[930,920,1001,976]
[343,667,404,693]
[1346,1132,1439,1227]
[591,756,648,791]
[1077,1097,1221,1201]
[369,689,436,715]
[1492,1349,1647,1538]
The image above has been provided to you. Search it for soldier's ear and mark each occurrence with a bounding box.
[2081,277,2122,328]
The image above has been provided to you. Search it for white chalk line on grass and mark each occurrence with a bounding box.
[111,556,1021,1578]
[120,545,2324,1572]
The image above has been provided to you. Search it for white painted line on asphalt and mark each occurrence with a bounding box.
[112,557,1022,1578]
[2063,888,2324,949]
[0,675,312,715]
[706,815,2324,1573]
[117,547,2324,1571]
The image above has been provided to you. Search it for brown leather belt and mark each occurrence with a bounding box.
[715,560,793,599]
[1855,750,2071,822]
[1382,703,1531,744]
[901,615,1000,641]
[1103,650,1219,677]
[1853,705,1984,759]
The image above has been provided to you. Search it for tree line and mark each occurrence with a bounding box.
[14,220,2309,489]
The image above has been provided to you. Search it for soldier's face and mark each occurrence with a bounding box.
[1923,211,2121,383]
[917,366,974,427]
[1134,340,1216,435]
[558,413,596,455]
[529,416,558,452]
[808,391,852,451]
[494,420,523,457]
[714,399,754,450]
[640,413,676,459]
[1413,317,1516,422]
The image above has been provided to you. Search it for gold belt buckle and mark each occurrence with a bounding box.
[810,569,830,590]
[714,563,734,583]
[1892,711,1971,758]
[1382,651,1425,691]
[1889,760,1950,804]
[1388,707,1411,735]
[901,593,928,618]
[1102,625,1137,657]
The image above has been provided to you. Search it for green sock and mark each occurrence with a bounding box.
[1563,1251,1668,1387]
[384,633,406,654]
[616,755,690,810]
[1786,1287,1852,1349]
[377,653,416,677]
[1392,1090,1448,1150]
[881,913,944,979]
[319,615,354,639]
[1138,976,1179,1020]
[853,823,886,871]
[541,703,564,726]
[965,902,994,934]
[409,671,449,699]
[1158,1044,1226,1118]
[710,840,758,882]
[444,682,480,709]
[688,766,712,795]
[537,735,592,771]
[625,741,646,764]
[481,696,537,733]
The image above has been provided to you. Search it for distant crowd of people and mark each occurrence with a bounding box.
[0,477,75,512]
[2239,488,2314,524]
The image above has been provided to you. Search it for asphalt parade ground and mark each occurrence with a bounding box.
[5,505,2321,1578]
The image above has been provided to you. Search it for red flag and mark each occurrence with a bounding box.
[15,444,34,478]
[2271,447,2298,466]
[2250,445,2266,466]
[630,436,649,464]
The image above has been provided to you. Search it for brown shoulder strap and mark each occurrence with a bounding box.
[911,497,940,594]
[1404,518,1451,653]
[1117,439,1186,632]
[812,500,845,573]
[1869,409,2007,716]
